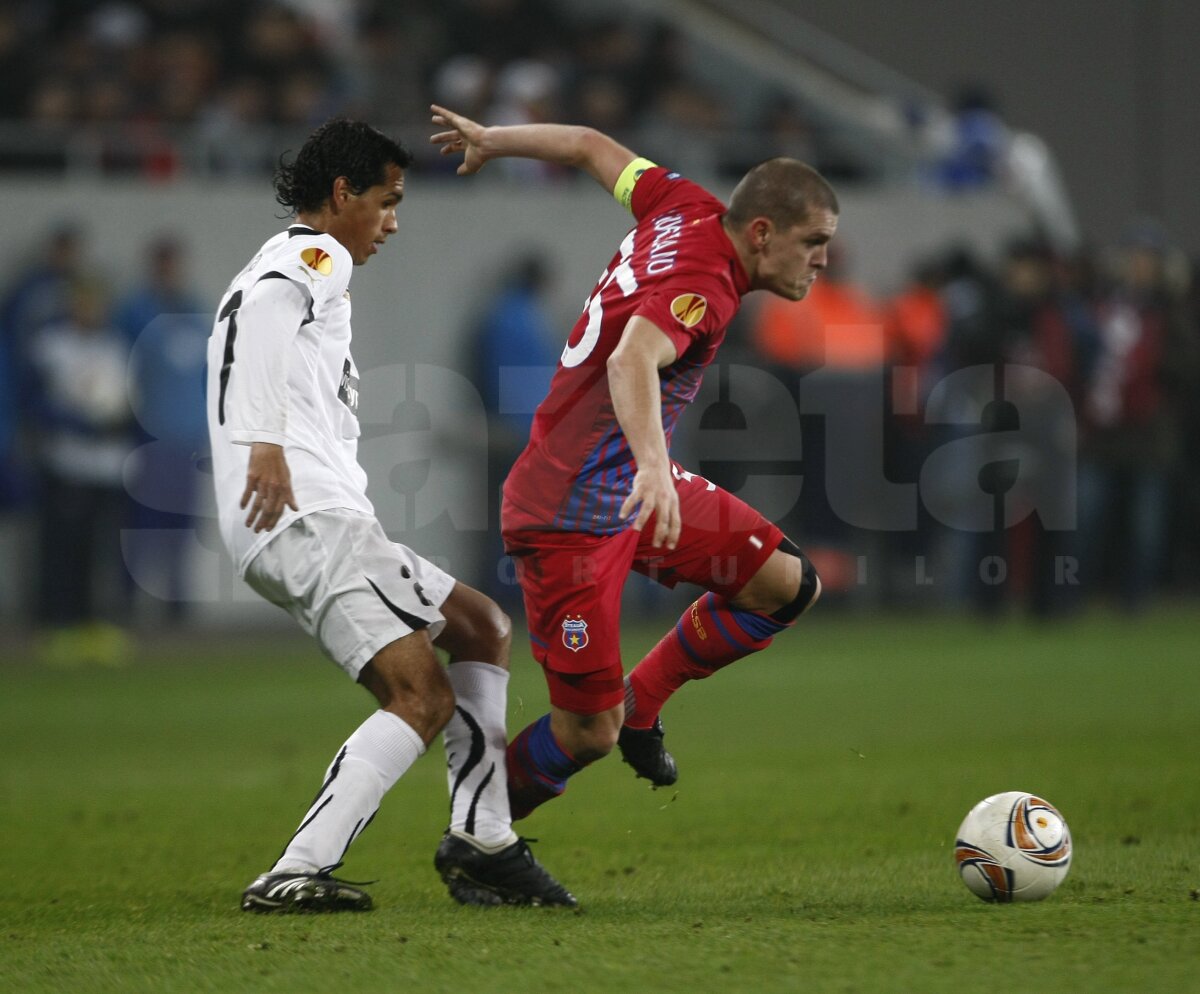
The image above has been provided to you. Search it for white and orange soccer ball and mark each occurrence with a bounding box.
[954,792,1072,902]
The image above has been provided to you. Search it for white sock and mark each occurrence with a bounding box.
[443,661,518,849]
[272,710,425,874]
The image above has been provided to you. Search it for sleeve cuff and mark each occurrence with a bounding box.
[229,429,288,447]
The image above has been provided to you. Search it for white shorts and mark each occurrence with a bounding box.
[244,509,456,678]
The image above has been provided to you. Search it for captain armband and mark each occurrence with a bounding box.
[613,157,658,212]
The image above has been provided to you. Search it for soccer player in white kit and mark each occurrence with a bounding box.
[206,119,575,911]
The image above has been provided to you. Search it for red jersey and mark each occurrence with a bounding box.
[502,166,750,534]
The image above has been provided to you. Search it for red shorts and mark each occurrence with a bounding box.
[503,466,783,715]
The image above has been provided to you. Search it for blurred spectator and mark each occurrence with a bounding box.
[1078,222,1198,609]
[442,0,570,68]
[758,94,819,165]
[921,246,1005,609]
[431,54,493,125]
[935,84,1008,192]
[115,237,209,624]
[197,77,274,175]
[237,4,328,87]
[27,277,135,664]
[472,251,559,607]
[156,31,218,124]
[1167,255,1200,591]
[571,17,661,121]
[354,5,444,126]
[0,322,15,498]
[485,60,565,180]
[571,74,633,136]
[882,256,948,601]
[645,79,729,137]
[923,83,1079,251]
[0,227,87,384]
[0,320,20,615]
[0,9,36,121]
[887,256,948,372]
[987,240,1091,617]
[490,60,558,126]
[723,92,819,178]
[0,227,89,618]
[936,246,1007,370]
[277,70,335,128]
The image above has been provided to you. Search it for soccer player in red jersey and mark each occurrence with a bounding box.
[432,105,836,819]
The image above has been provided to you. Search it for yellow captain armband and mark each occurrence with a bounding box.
[613,157,658,212]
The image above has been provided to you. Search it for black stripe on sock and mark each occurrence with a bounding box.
[449,705,485,812]
[338,815,365,863]
[465,762,495,837]
[308,746,346,809]
[274,794,334,866]
[271,745,348,866]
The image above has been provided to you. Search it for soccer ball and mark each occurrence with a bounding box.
[954,791,1072,902]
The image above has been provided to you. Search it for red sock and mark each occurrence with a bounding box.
[624,592,790,728]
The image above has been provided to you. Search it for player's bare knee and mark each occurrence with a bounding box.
[361,640,456,739]
[437,588,512,667]
[475,600,512,657]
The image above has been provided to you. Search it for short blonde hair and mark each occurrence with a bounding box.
[726,158,838,230]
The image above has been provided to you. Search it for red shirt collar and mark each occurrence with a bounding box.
[706,214,751,296]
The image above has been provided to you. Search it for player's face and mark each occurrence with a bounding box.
[335,163,405,265]
[758,209,838,301]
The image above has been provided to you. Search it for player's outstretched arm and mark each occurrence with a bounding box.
[430,104,636,193]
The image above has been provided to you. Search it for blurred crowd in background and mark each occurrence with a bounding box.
[0,0,1197,662]
[0,229,209,662]
[735,229,1200,616]
[0,0,1003,186]
[473,231,1200,621]
[0,0,804,177]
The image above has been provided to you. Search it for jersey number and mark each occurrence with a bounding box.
[561,229,639,368]
[216,290,243,425]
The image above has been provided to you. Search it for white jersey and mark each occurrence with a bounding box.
[206,224,370,575]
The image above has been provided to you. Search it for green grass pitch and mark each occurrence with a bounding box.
[2,605,1198,993]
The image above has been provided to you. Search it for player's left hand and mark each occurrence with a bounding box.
[620,463,681,550]
[242,442,299,533]
[430,105,490,175]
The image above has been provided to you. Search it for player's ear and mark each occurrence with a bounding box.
[750,217,774,252]
[330,175,352,211]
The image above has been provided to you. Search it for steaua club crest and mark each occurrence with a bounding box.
[561,615,589,652]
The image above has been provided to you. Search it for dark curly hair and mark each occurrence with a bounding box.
[274,119,413,216]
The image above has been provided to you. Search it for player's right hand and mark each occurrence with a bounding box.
[620,464,681,550]
[430,104,489,175]
[241,442,299,533]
